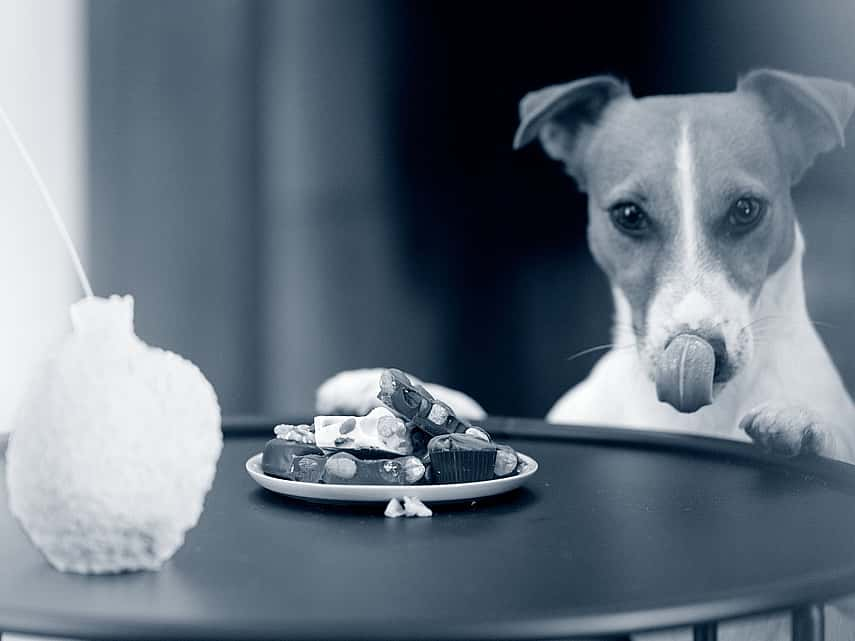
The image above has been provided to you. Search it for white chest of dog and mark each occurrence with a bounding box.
[318,69,855,641]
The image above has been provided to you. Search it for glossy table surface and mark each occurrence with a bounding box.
[1,417,855,641]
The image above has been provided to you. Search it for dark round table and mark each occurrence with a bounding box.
[1,417,855,641]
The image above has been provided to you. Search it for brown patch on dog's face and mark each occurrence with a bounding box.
[583,93,797,385]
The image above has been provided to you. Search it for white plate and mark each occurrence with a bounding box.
[245,452,538,503]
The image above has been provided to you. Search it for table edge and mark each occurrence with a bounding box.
[2,567,855,641]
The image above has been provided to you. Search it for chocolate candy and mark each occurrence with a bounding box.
[321,452,425,485]
[428,433,498,453]
[261,439,325,480]
[427,434,520,481]
[465,426,492,442]
[494,445,519,477]
[377,368,472,438]
[289,454,327,483]
[655,334,716,413]
[428,434,498,484]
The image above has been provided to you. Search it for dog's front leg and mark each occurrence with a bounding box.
[735,403,855,639]
[739,403,855,464]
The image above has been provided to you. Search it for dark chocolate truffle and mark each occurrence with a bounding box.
[427,434,498,484]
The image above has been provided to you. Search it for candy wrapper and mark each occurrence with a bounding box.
[6,295,222,574]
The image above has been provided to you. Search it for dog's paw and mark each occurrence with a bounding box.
[315,368,486,421]
[739,403,836,457]
[316,369,389,416]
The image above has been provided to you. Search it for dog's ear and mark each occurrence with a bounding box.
[513,76,630,188]
[738,69,855,184]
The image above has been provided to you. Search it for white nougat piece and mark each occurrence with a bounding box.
[6,295,222,574]
[314,406,411,455]
[384,496,432,518]
[402,496,432,517]
[384,498,406,518]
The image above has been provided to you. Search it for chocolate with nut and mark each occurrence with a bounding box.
[494,444,519,477]
[377,368,472,442]
[322,452,426,485]
[261,438,325,480]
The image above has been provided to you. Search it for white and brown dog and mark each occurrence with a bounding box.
[516,69,855,465]
[318,70,855,640]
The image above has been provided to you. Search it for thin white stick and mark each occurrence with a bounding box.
[0,105,94,298]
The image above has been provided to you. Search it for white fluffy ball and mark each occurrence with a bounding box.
[6,295,222,574]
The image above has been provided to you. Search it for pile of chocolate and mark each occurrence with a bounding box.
[261,369,528,485]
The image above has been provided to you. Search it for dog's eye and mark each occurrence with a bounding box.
[729,197,765,230]
[609,203,649,235]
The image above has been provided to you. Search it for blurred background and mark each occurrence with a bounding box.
[2,0,855,427]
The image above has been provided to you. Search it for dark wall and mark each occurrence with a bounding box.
[385,3,665,415]
[88,0,855,419]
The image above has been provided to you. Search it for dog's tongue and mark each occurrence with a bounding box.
[655,334,715,413]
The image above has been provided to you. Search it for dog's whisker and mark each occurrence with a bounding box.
[741,315,837,336]
[741,315,789,330]
[567,344,615,361]
[566,343,635,362]
[741,318,794,335]
[810,319,837,329]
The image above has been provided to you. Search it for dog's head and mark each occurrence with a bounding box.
[515,70,855,411]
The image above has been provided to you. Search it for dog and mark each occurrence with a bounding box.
[318,70,855,641]
[514,69,855,467]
